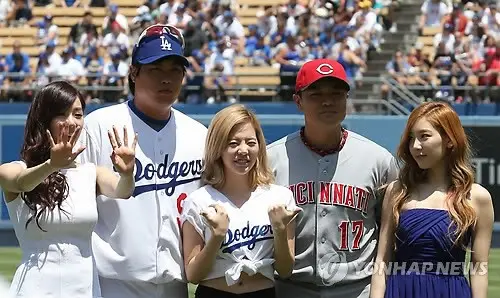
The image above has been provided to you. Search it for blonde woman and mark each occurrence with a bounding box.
[370,101,493,298]
[181,104,301,298]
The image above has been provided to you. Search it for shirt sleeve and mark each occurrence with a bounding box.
[181,195,206,239]
[284,187,297,211]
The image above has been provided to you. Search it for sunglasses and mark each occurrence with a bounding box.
[136,24,185,49]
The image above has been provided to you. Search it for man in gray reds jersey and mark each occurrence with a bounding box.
[267,58,398,298]
[79,24,207,298]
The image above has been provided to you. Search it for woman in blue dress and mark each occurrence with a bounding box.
[370,101,493,298]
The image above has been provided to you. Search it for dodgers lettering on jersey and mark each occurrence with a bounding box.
[221,222,274,253]
[134,154,204,196]
[289,181,371,215]
[80,103,208,285]
[181,184,297,286]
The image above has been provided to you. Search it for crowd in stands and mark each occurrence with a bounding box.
[0,0,401,104]
[383,0,499,104]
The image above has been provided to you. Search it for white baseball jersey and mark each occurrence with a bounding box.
[79,101,207,284]
[181,184,296,286]
[267,129,398,297]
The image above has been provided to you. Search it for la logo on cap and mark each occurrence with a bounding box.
[316,63,334,75]
[160,35,172,51]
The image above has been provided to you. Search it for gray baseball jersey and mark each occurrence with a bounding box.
[267,129,398,298]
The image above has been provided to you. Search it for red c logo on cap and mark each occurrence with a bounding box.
[316,63,334,75]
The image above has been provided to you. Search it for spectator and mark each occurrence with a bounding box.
[335,36,367,89]
[205,36,236,103]
[246,33,272,66]
[183,49,206,104]
[61,0,80,8]
[101,51,127,102]
[78,25,101,57]
[44,41,62,76]
[55,47,85,84]
[4,53,31,102]
[419,0,450,32]
[88,0,107,7]
[256,6,278,37]
[433,23,456,53]
[35,15,58,46]
[168,3,192,32]
[274,33,302,100]
[102,21,130,56]
[7,0,32,27]
[444,3,468,36]
[5,41,30,70]
[0,0,10,27]
[34,52,51,87]
[481,1,499,38]
[102,4,129,35]
[83,47,104,102]
[158,0,179,18]
[184,20,208,57]
[213,10,245,53]
[34,0,51,6]
[386,50,411,84]
[68,11,98,46]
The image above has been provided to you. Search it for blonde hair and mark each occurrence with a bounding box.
[394,101,476,248]
[202,104,274,189]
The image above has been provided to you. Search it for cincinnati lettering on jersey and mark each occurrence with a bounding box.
[289,181,371,215]
[221,221,274,254]
[133,154,203,196]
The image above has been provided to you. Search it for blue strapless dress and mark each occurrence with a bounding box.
[385,209,472,298]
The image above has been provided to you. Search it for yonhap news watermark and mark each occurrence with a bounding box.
[319,251,488,286]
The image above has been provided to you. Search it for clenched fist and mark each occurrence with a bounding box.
[268,204,302,234]
[200,204,230,238]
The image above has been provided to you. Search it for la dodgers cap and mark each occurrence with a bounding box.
[295,59,350,93]
[131,24,189,67]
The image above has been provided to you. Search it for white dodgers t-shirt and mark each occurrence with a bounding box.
[181,184,296,286]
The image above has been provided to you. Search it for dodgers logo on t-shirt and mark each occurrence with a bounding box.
[220,221,274,253]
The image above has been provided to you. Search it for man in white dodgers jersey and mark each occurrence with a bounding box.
[267,59,399,298]
[79,24,207,298]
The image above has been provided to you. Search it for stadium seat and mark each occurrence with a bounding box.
[33,17,107,27]
[416,36,433,47]
[239,17,258,26]
[238,0,287,6]
[109,0,140,7]
[237,8,260,17]
[1,38,37,47]
[32,7,137,17]
[422,26,441,36]
[0,27,71,37]
[0,46,66,56]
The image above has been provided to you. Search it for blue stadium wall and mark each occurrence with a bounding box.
[1,103,500,226]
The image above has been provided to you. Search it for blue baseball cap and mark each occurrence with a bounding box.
[131,24,189,67]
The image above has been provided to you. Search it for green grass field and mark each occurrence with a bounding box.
[1,247,499,297]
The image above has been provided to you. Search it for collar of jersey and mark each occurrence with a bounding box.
[128,99,171,126]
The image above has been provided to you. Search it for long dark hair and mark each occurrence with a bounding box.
[20,81,86,231]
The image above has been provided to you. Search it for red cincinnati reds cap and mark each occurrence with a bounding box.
[295,59,350,93]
